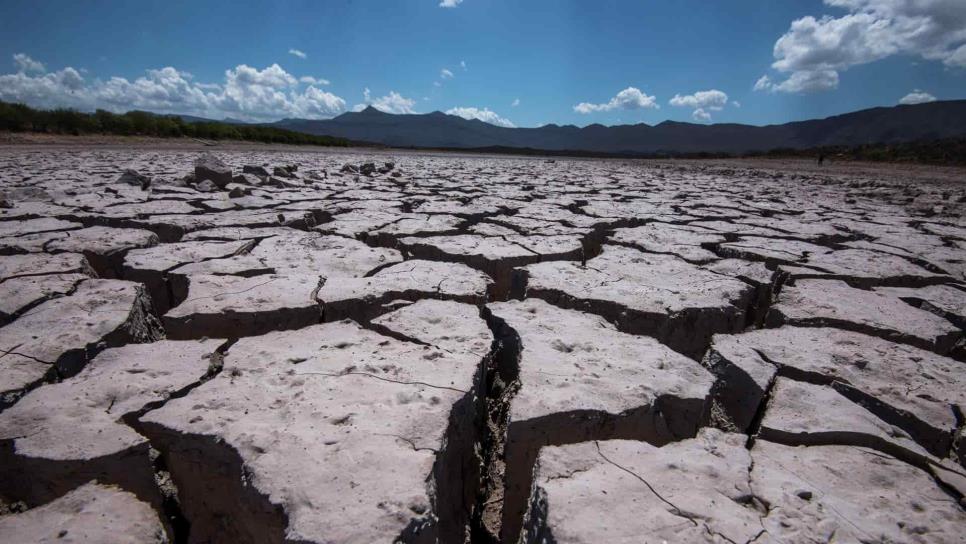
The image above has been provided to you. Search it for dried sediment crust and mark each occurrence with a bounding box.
[521,429,761,544]
[487,298,714,543]
[0,482,167,544]
[140,316,491,544]
[0,279,163,411]
[0,339,220,508]
[0,150,964,543]
[767,279,962,355]
[519,245,754,357]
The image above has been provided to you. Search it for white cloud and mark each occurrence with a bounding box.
[440,68,454,79]
[692,108,712,122]
[755,69,839,93]
[225,63,297,89]
[460,60,467,70]
[354,88,417,114]
[754,75,773,91]
[573,86,659,114]
[947,43,966,66]
[291,86,347,117]
[732,100,741,108]
[511,98,520,107]
[759,0,966,93]
[0,57,346,121]
[439,0,462,7]
[13,53,45,74]
[669,89,729,117]
[299,76,330,86]
[446,106,515,127]
[669,90,729,122]
[288,49,307,59]
[899,89,937,104]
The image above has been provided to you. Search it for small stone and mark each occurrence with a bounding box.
[194,153,232,188]
[196,179,218,193]
[117,169,150,189]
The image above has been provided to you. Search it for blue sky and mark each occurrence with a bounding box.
[1,0,964,127]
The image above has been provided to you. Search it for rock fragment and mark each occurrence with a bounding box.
[194,153,232,188]
[242,164,270,177]
[117,169,151,190]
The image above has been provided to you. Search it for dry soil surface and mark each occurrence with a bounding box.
[0,141,964,543]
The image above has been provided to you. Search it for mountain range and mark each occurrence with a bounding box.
[261,100,966,155]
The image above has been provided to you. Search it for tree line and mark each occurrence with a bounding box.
[747,139,966,166]
[0,101,350,147]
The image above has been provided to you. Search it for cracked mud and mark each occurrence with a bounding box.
[0,147,964,543]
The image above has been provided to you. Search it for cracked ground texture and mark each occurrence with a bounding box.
[0,144,964,544]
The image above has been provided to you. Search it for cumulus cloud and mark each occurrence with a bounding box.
[754,75,773,92]
[440,68,454,79]
[899,89,937,104]
[573,87,659,114]
[439,0,462,7]
[288,49,307,59]
[0,55,345,121]
[13,53,45,74]
[353,88,417,114]
[446,106,515,127]
[758,0,966,93]
[692,108,712,122]
[299,76,330,86]
[669,89,728,120]
[755,70,839,93]
[290,87,347,117]
[669,89,728,110]
[511,98,520,107]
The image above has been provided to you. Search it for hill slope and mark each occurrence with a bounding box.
[270,100,966,154]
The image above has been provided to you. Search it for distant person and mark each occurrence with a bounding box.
[817,153,825,165]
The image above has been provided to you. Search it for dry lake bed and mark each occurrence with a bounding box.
[0,141,964,543]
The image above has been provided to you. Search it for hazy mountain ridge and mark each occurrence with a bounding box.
[268,100,966,154]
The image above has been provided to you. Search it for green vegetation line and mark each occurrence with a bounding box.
[0,101,350,147]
